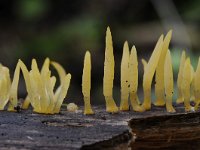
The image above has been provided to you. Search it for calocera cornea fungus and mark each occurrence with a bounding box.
[176,51,186,104]
[19,58,71,114]
[103,27,118,113]
[0,62,21,111]
[129,46,144,112]
[182,58,192,112]
[142,35,164,110]
[190,65,195,102]
[0,27,199,114]
[164,50,175,112]
[155,30,172,106]
[194,57,200,110]
[0,64,11,110]
[82,51,94,115]
[120,41,130,111]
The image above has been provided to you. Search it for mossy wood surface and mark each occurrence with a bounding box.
[0,105,199,149]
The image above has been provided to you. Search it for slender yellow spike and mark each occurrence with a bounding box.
[176,51,186,104]
[31,59,47,113]
[140,58,147,105]
[194,57,200,110]
[0,65,11,110]
[0,77,9,110]
[8,61,20,111]
[82,51,94,114]
[191,73,196,102]
[54,73,71,113]
[182,58,192,112]
[51,61,66,84]
[190,65,195,102]
[155,30,172,106]
[142,34,164,110]
[129,46,144,112]
[18,60,32,101]
[41,58,50,75]
[120,41,130,111]
[164,50,175,112]
[103,27,118,113]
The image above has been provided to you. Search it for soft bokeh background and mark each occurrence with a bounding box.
[0,0,199,105]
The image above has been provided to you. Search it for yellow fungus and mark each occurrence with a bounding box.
[120,41,130,111]
[103,27,118,113]
[164,50,176,112]
[19,58,71,114]
[176,51,186,104]
[129,46,144,112]
[190,65,195,102]
[155,30,172,106]
[53,73,71,113]
[22,96,30,109]
[142,34,164,110]
[51,61,66,84]
[82,51,94,115]
[0,64,11,110]
[182,58,192,112]
[194,57,200,110]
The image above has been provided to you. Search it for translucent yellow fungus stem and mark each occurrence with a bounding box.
[190,65,195,102]
[103,27,118,113]
[82,51,94,115]
[176,51,186,104]
[0,65,11,110]
[182,58,192,112]
[8,61,20,111]
[155,30,172,106]
[51,61,66,84]
[194,57,200,110]
[142,35,164,110]
[53,73,71,113]
[164,50,175,112]
[129,46,144,112]
[120,41,130,111]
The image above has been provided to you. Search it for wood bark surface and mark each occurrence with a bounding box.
[0,105,199,149]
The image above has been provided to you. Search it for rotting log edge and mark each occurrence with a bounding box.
[81,130,132,150]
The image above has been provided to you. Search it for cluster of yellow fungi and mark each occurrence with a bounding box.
[0,58,71,114]
[99,26,200,114]
[0,26,199,115]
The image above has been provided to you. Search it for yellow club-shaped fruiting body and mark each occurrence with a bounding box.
[182,58,192,112]
[120,41,130,111]
[8,61,21,111]
[155,30,172,106]
[129,46,144,112]
[190,65,195,102]
[0,64,11,110]
[164,50,175,112]
[103,27,118,113]
[82,51,94,115]
[194,57,200,110]
[142,34,164,110]
[176,51,186,104]
[19,58,71,114]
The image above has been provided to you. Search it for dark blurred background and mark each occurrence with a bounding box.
[0,0,199,105]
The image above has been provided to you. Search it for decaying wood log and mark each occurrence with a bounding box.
[0,105,199,149]
[129,105,200,150]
